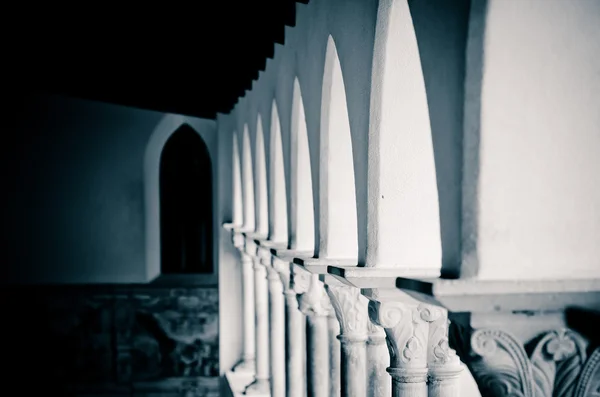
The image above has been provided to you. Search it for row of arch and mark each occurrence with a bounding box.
[231,0,443,276]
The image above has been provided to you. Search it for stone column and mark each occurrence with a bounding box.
[328,311,341,397]
[244,242,270,394]
[367,322,391,397]
[274,257,306,397]
[264,250,286,397]
[295,268,330,397]
[420,305,462,397]
[368,300,429,397]
[232,232,255,372]
[325,283,369,397]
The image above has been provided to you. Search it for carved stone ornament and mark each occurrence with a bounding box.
[325,284,369,340]
[368,300,429,369]
[291,265,311,295]
[232,232,245,249]
[451,325,600,397]
[297,274,332,317]
[272,257,292,292]
[417,303,461,369]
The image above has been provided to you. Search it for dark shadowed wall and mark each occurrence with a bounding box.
[0,92,217,284]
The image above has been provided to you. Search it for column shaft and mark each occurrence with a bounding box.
[236,254,255,370]
[244,260,270,394]
[306,315,329,397]
[285,291,306,397]
[367,326,390,397]
[339,338,367,397]
[328,315,341,397]
[268,268,286,397]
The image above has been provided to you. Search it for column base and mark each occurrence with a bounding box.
[244,378,270,395]
[233,358,256,373]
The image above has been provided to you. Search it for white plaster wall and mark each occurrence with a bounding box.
[463,0,600,280]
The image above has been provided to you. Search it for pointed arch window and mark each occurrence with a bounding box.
[159,124,213,274]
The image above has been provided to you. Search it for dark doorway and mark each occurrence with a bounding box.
[159,124,213,274]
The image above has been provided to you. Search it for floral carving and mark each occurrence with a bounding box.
[297,274,330,317]
[457,327,594,397]
[232,232,245,249]
[368,300,428,368]
[418,303,459,368]
[325,284,369,337]
[291,265,311,295]
[574,347,600,397]
[272,257,291,291]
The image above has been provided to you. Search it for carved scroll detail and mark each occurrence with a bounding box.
[574,347,600,397]
[368,300,428,368]
[325,284,369,338]
[452,326,595,397]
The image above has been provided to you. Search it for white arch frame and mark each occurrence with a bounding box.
[241,124,256,232]
[366,0,441,275]
[269,100,289,244]
[254,115,269,236]
[290,78,315,253]
[319,35,358,260]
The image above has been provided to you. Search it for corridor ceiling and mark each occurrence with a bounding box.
[11,1,309,119]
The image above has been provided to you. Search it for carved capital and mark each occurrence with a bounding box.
[417,303,461,370]
[367,320,387,345]
[266,264,282,283]
[368,300,429,370]
[291,265,311,295]
[297,274,332,317]
[232,231,245,250]
[257,246,272,267]
[272,257,291,292]
[325,283,369,341]
[449,324,600,397]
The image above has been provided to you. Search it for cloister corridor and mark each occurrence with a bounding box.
[1,0,599,396]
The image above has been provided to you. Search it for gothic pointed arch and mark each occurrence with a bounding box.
[159,123,213,274]
[319,35,358,260]
[290,78,315,253]
[269,101,289,244]
[366,0,441,275]
[232,132,244,226]
[254,115,269,236]
[241,124,256,231]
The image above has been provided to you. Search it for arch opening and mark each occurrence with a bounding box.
[319,35,358,260]
[159,124,213,274]
[232,133,244,226]
[241,125,256,231]
[365,0,441,275]
[269,102,289,244]
[290,78,315,253]
[255,116,269,236]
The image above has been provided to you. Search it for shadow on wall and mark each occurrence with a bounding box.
[409,0,474,278]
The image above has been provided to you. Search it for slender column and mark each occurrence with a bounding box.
[420,305,462,397]
[274,257,306,397]
[295,267,330,397]
[368,300,429,397]
[232,232,255,372]
[244,242,270,394]
[367,322,391,397]
[264,250,286,397]
[328,310,341,397]
[325,283,369,397]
